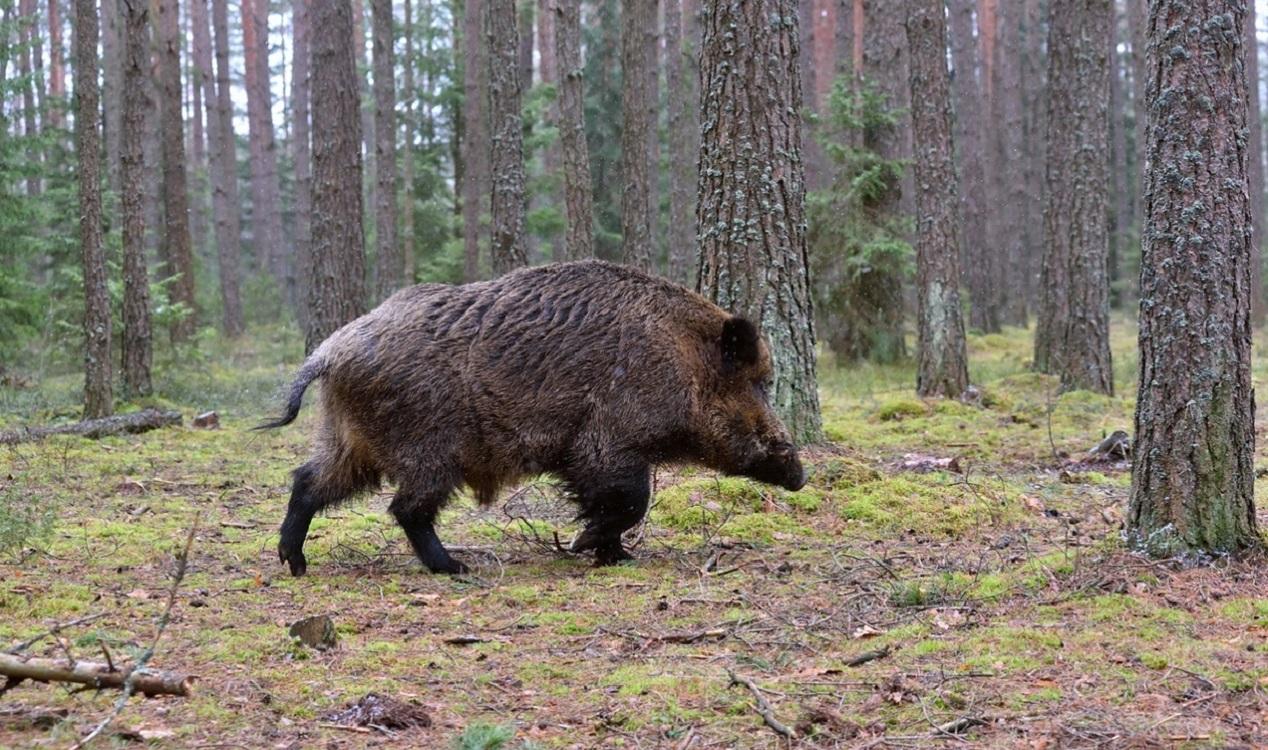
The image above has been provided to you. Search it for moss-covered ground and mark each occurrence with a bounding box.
[1,321,1266,748]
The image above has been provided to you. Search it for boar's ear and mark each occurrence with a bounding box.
[720,317,761,373]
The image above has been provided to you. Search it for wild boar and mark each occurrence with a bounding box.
[261,259,806,576]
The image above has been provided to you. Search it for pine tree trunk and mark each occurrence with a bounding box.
[157,0,198,341]
[1128,0,1260,555]
[993,1,1026,326]
[554,0,594,260]
[1034,0,1112,394]
[664,0,694,283]
[101,0,122,191]
[242,0,286,298]
[620,0,654,270]
[906,0,969,399]
[372,0,401,300]
[1245,7,1265,325]
[206,0,244,336]
[537,0,559,259]
[186,0,209,270]
[121,0,153,397]
[353,0,375,250]
[696,0,821,444]
[461,0,488,279]
[307,0,367,353]
[1108,2,1128,307]
[1126,0,1146,233]
[48,0,65,129]
[18,0,40,196]
[645,0,660,268]
[75,0,112,418]
[488,0,528,274]
[947,0,994,331]
[292,0,313,330]
[401,0,415,282]
[1019,0,1045,317]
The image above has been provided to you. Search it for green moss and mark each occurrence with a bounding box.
[782,488,825,512]
[651,477,768,531]
[1138,652,1168,670]
[877,398,930,421]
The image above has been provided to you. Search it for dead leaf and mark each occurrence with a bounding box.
[851,624,883,639]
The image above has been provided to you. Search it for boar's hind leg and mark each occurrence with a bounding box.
[389,492,469,575]
[279,461,373,577]
[569,465,651,566]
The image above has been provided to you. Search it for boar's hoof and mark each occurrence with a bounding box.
[427,558,470,575]
[592,543,634,567]
[279,546,308,577]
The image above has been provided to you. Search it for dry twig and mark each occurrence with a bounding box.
[726,668,795,740]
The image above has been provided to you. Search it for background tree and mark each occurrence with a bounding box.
[697,0,821,443]
[1128,0,1260,555]
[121,0,153,397]
[157,0,197,341]
[1034,0,1113,394]
[554,0,594,260]
[487,0,528,274]
[75,0,111,417]
[372,0,401,299]
[906,0,969,398]
[620,0,654,270]
[307,0,367,352]
[292,0,313,327]
[207,0,245,336]
[461,0,489,279]
[242,0,286,298]
[664,0,697,283]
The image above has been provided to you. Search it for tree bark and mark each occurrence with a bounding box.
[1034,0,1113,395]
[75,0,111,418]
[696,0,821,444]
[664,0,697,283]
[101,0,122,191]
[292,0,313,329]
[992,0,1027,326]
[157,0,198,341]
[620,0,654,270]
[1126,0,1146,233]
[461,0,488,279]
[1019,0,1045,316]
[307,0,367,353]
[205,0,244,336]
[906,0,969,398]
[1128,0,1260,555]
[0,654,192,697]
[47,0,64,129]
[372,0,401,300]
[947,0,994,331]
[1108,4,1127,308]
[488,0,528,274]
[242,0,286,298]
[554,0,594,260]
[121,0,154,398]
[0,408,182,445]
[187,0,209,269]
[1245,7,1265,325]
[401,0,415,281]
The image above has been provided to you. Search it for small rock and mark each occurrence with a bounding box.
[288,615,337,650]
[192,411,220,430]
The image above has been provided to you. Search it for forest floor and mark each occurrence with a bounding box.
[1,321,1267,749]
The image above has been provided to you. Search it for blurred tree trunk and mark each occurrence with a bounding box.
[667,0,700,284]
[1034,0,1112,394]
[974,0,1007,332]
[993,0,1026,326]
[186,0,209,270]
[1108,1,1128,308]
[554,0,594,260]
[947,0,993,331]
[292,0,312,329]
[307,0,366,352]
[208,0,244,336]
[488,0,528,274]
[536,0,558,259]
[18,0,40,196]
[906,0,969,398]
[157,0,198,341]
[401,0,415,281]
[1020,0,1045,316]
[696,0,821,443]
[101,0,121,191]
[1128,0,1260,555]
[353,0,374,248]
[75,0,111,418]
[372,0,401,300]
[1245,7,1264,325]
[620,0,654,270]
[121,0,153,397]
[1127,0,1146,232]
[242,0,287,299]
[461,0,488,279]
[48,0,64,129]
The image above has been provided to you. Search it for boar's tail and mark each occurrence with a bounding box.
[255,357,328,430]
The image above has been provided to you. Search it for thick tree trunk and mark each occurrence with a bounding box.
[372,0,401,300]
[203,0,244,336]
[0,409,181,445]
[292,0,313,329]
[157,0,198,341]
[554,0,594,260]
[1245,7,1265,325]
[488,0,528,274]
[121,0,154,398]
[461,0,488,279]
[696,0,821,444]
[1128,0,1260,555]
[307,0,367,353]
[75,0,111,418]
[906,0,969,399]
[620,0,654,270]
[242,0,286,297]
[1034,0,1113,395]
[947,0,994,331]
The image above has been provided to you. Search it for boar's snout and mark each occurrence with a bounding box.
[741,440,806,491]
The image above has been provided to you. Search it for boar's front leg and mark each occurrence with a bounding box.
[568,464,651,565]
[389,492,469,575]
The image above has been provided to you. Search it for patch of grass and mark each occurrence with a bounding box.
[877,398,929,421]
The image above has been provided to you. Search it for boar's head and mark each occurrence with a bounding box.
[699,317,807,492]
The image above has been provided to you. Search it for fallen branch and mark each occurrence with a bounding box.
[844,645,891,667]
[932,716,985,736]
[726,669,795,740]
[0,408,182,446]
[0,655,193,697]
[657,627,728,644]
